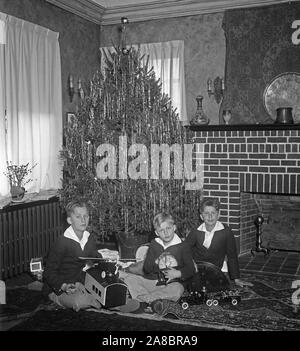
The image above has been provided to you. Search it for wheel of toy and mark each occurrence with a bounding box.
[206,299,213,307]
[181,302,189,310]
[101,271,106,279]
[213,299,219,306]
[231,298,238,306]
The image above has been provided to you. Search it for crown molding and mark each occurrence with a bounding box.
[46,0,298,25]
[101,0,295,25]
[46,0,105,24]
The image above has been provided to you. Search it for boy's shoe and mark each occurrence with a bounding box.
[143,302,153,314]
[39,300,64,312]
[150,299,172,315]
[150,299,184,319]
[131,301,153,314]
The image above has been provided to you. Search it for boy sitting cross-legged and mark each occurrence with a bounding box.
[42,200,140,312]
[119,212,196,309]
[42,200,103,311]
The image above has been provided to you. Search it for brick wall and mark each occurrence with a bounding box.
[191,126,300,254]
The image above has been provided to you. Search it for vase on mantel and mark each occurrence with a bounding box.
[222,109,232,125]
[190,95,210,126]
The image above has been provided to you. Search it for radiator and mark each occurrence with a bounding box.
[0,197,63,279]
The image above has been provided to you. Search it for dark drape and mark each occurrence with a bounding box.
[221,2,300,124]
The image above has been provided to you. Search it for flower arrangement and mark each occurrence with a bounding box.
[4,161,37,188]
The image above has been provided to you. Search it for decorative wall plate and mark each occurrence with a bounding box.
[263,72,300,124]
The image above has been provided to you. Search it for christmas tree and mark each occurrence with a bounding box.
[59,34,202,243]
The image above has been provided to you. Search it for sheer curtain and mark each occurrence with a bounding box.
[0,14,7,197]
[0,12,62,198]
[100,40,187,122]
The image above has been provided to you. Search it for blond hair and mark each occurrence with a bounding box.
[65,200,89,217]
[153,212,174,230]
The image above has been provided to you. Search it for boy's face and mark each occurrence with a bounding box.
[67,206,89,235]
[155,220,176,244]
[200,205,220,230]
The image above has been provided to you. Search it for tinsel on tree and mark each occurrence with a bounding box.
[59,45,202,242]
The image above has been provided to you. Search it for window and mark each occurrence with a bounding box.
[0,12,62,198]
[100,40,187,123]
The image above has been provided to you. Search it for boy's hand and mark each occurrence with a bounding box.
[164,268,181,283]
[61,283,79,294]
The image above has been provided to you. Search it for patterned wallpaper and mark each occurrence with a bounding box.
[100,14,226,125]
[221,2,300,125]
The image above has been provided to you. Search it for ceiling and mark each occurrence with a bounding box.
[46,0,299,25]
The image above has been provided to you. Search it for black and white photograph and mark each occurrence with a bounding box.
[0,0,300,339]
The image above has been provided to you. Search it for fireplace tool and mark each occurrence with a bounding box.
[251,215,270,256]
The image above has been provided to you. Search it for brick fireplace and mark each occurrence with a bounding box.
[189,124,300,255]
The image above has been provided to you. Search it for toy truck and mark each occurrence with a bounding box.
[179,287,241,309]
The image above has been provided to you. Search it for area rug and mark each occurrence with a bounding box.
[5,272,300,331]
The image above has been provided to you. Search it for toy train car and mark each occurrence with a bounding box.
[179,287,241,309]
[84,263,128,309]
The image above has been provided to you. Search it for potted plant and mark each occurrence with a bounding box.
[59,45,201,257]
[4,161,37,201]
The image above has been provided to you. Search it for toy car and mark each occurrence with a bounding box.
[179,287,241,309]
[179,261,242,309]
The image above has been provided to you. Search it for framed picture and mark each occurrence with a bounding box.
[66,112,76,125]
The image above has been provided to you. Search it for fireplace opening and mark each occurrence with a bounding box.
[240,193,300,254]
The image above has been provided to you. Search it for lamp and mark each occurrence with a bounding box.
[68,74,75,102]
[207,76,225,104]
[121,17,129,55]
[78,79,84,100]
[68,75,85,102]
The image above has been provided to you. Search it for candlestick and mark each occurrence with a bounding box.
[78,79,84,100]
[68,75,75,102]
[69,75,74,88]
[207,76,224,104]
[207,78,213,93]
[222,109,232,125]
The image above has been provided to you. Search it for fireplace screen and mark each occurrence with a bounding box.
[259,196,300,252]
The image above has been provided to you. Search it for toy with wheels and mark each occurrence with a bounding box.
[179,288,241,309]
[189,261,230,293]
[179,261,241,309]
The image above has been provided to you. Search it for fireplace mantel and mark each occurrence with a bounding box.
[187,124,300,132]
